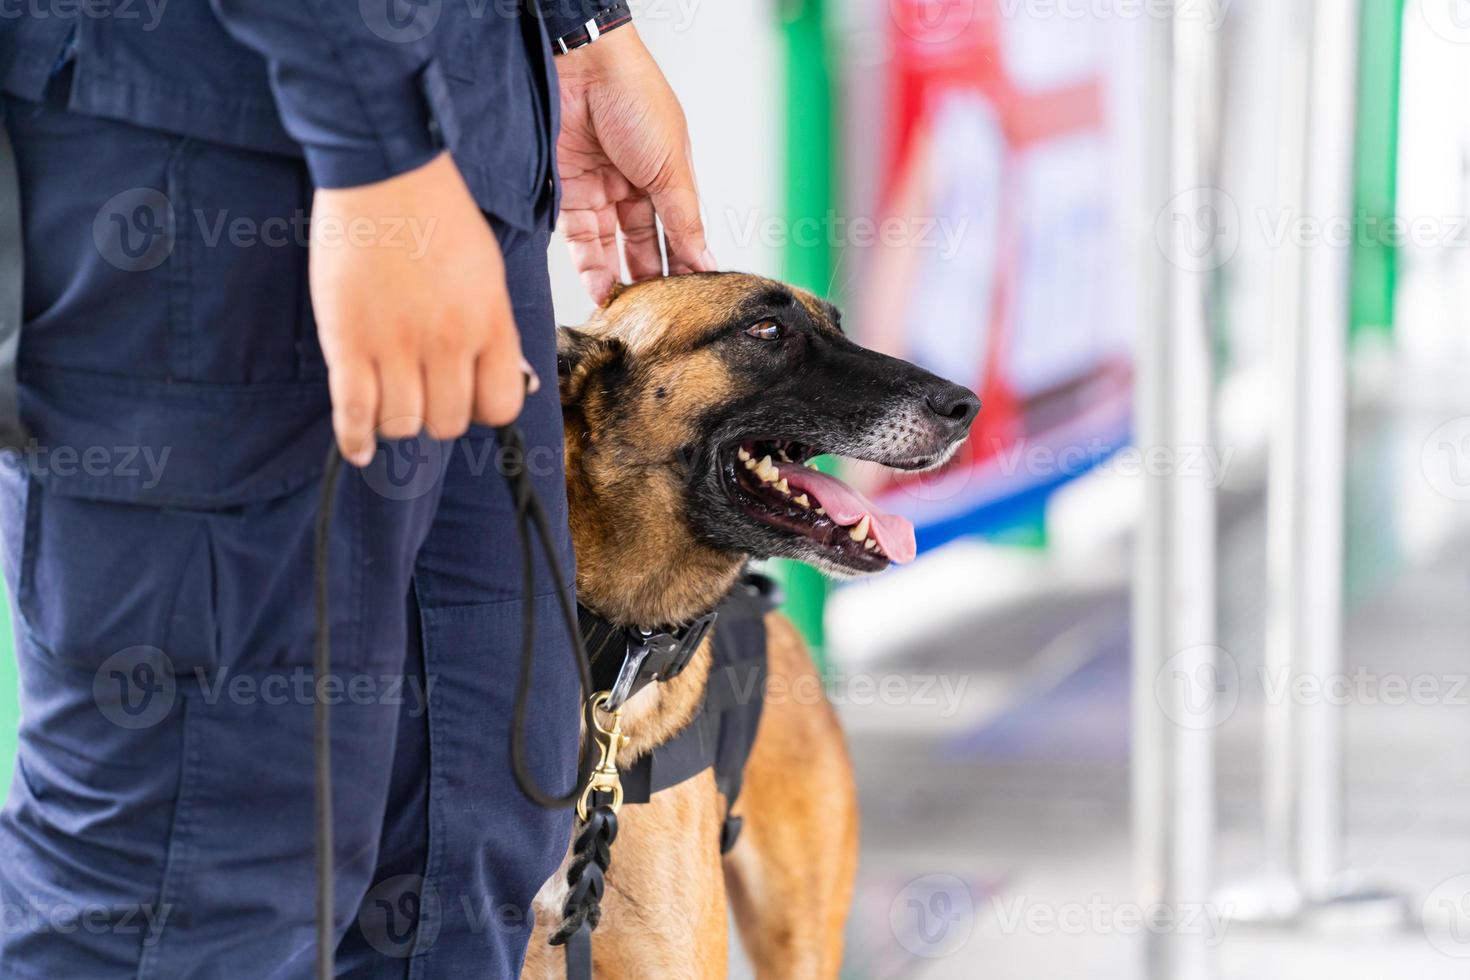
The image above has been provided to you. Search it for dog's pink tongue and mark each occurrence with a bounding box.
[778,464,917,564]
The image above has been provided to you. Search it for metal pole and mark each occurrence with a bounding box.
[1226,0,1406,930]
[1133,3,1219,978]
[1294,0,1359,899]
[1256,0,1314,921]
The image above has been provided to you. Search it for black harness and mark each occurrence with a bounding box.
[552,573,778,980]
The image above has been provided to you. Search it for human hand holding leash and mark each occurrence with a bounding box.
[555,25,716,303]
[310,152,536,466]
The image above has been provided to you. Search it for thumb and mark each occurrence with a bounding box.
[648,155,715,274]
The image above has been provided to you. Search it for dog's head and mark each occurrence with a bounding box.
[559,273,977,620]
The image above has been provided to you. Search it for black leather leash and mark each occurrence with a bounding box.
[0,108,33,451]
[312,425,597,979]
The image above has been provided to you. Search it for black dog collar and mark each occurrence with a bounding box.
[578,604,718,711]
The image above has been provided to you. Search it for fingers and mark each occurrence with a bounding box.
[375,358,426,441]
[423,351,474,441]
[559,206,619,305]
[647,149,716,275]
[474,342,527,428]
[327,355,380,467]
[617,195,663,281]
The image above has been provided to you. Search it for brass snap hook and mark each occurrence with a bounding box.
[577,691,629,820]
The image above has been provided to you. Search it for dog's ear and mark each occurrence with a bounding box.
[557,327,626,405]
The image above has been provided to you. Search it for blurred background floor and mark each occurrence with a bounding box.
[812,379,1470,979]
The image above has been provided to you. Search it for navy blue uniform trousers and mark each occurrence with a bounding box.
[0,93,579,978]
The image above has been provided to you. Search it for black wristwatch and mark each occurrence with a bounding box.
[552,1,633,54]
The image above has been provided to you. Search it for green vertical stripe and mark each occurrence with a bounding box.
[775,0,836,657]
[1351,0,1405,338]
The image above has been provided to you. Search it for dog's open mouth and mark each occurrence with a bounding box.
[719,438,918,571]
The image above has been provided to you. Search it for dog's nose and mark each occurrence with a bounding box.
[924,382,980,433]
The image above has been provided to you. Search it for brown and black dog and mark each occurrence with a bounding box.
[521,273,978,979]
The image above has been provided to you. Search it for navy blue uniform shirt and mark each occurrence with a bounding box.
[0,0,621,229]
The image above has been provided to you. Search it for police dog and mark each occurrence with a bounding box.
[522,273,979,979]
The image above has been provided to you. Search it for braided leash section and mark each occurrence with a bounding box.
[549,803,619,945]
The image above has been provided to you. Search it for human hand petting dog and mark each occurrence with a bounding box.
[310,153,535,466]
[555,25,716,303]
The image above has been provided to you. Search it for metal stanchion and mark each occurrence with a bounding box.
[1226,0,1408,931]
[1294,0,1358,907]
[1132,3,1219,978]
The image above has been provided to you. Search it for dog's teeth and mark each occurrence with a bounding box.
[744,458,757,471]
[806,461,819,470]
[775,479,790,495]
[815,507,825,515]
[849,514,871,542]
[865,539,878,551]
[738,448,751,462]
[793,494,810,508]
[756,456,779,482]
[778,450,792,463]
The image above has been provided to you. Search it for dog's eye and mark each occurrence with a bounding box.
[745,320,784,341]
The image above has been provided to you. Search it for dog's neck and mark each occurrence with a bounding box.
[563,429,744,628]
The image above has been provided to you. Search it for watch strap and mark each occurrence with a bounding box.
[553,1,633,54]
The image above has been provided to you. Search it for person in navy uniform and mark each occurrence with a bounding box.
[0,1,712,974]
